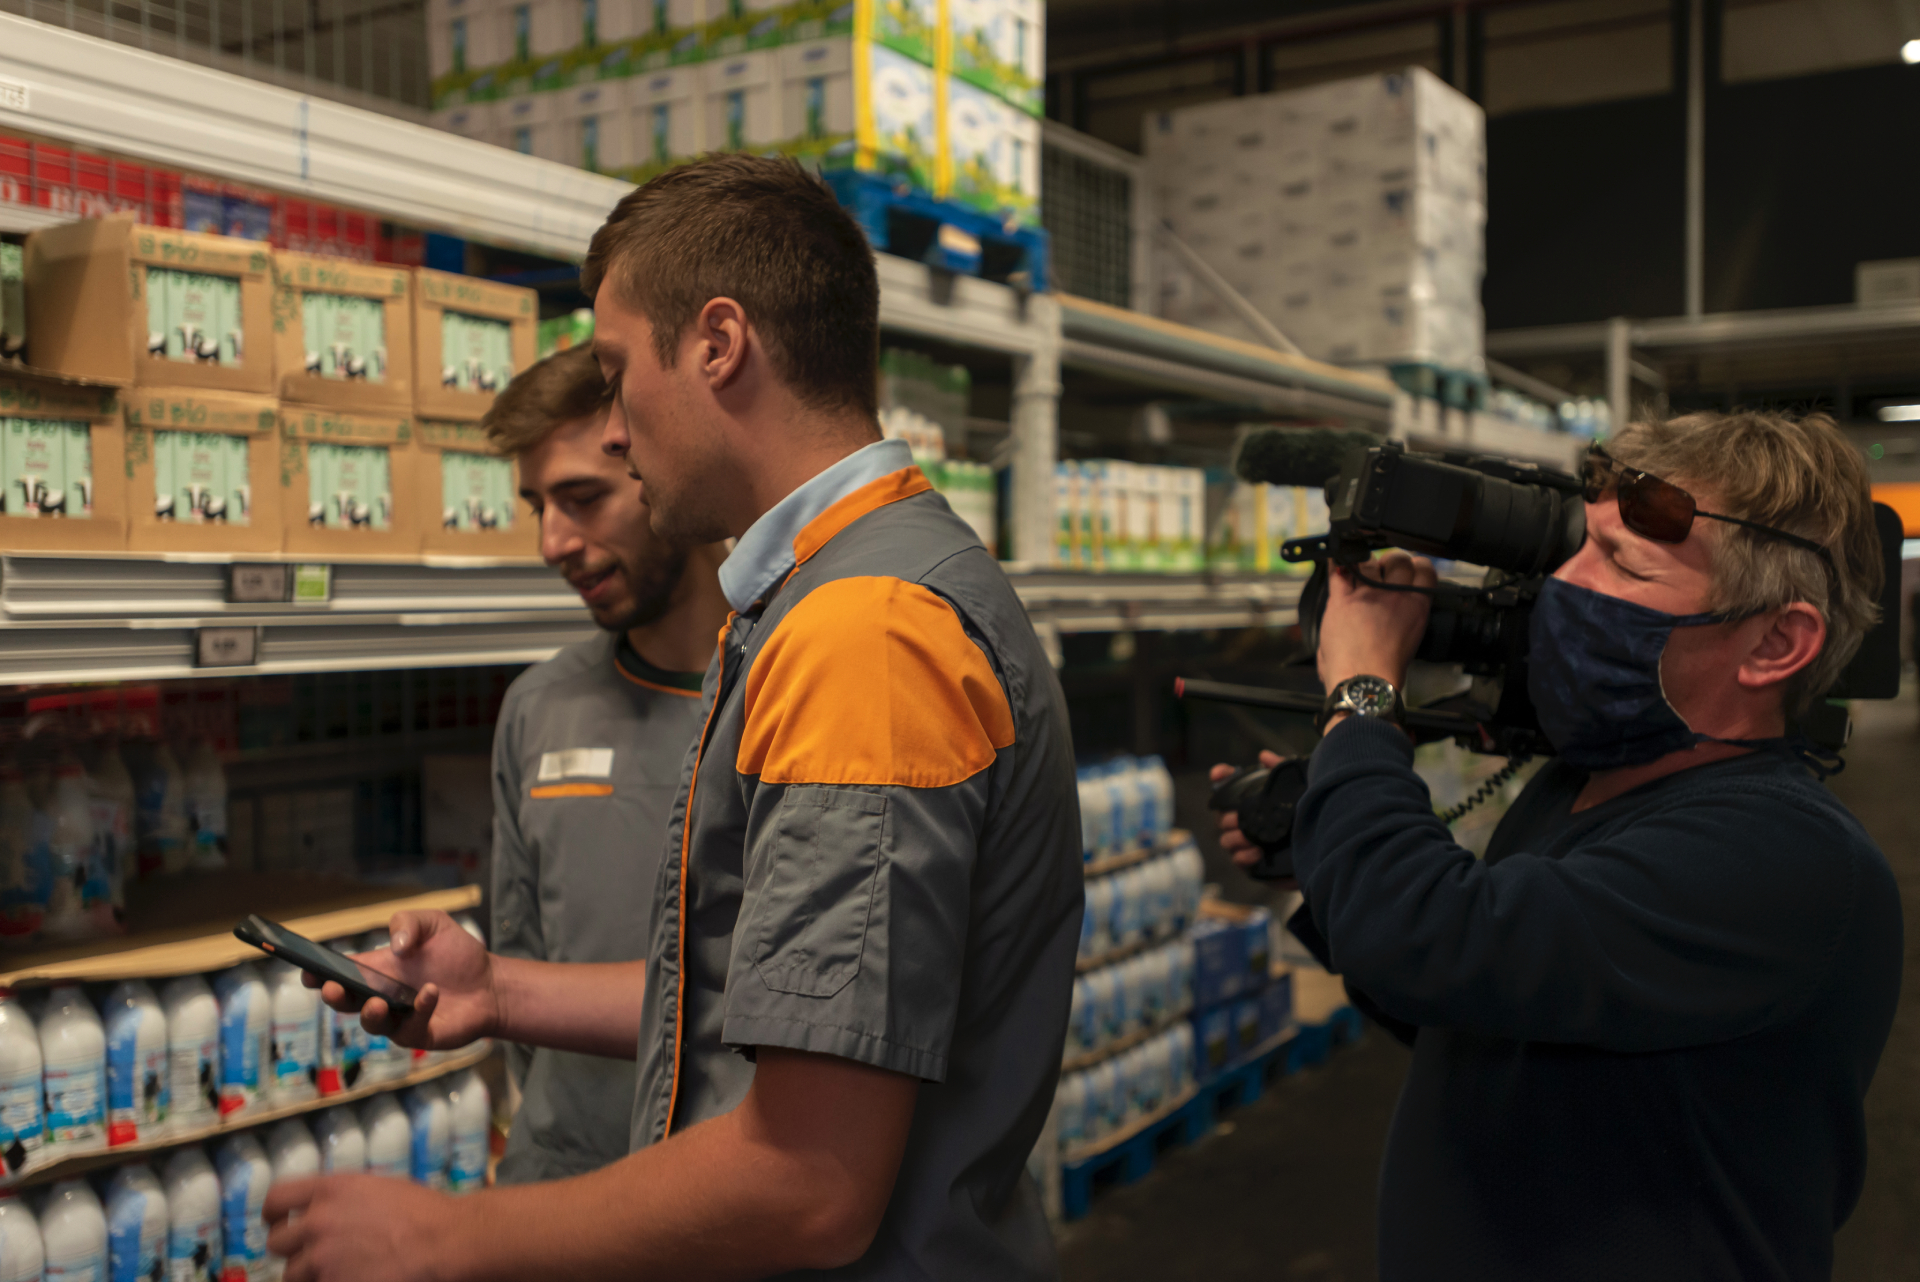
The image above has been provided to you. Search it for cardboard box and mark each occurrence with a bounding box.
[273,253,415,415]
[279,407,423,557]
[0,369,126,551]
[555,80,636,173]
[416,421,538,557]
[26,218,276,395]
[410,269,538,423]
[1258,969,1294,1043]
[1191,916,1247,1008]
[123,389,282,553]
[705,50,780,152]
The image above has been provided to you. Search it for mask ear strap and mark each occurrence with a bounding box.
[1694,732,1846,780]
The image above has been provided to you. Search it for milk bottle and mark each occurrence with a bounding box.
[162,1147,220,1282]
[0,993,44,1175]
[104,979,169,1145]
[359,1095,410,1178]
[402,1082,450,1190]
[311,1106,366,1174]
[40,1177,106,1282]
[162,975,219,1129]
[105,1162,167,1282]
[212,964,269,1118]
[445,1069,490,1194]
[264,962,318,1103]
[215,1134,271,1281]
[0,1191,44,1282]
[38,984,106,1149]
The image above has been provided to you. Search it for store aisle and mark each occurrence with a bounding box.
[1061,689,1920,1282]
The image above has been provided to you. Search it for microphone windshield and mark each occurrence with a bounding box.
[1234,428,1377,490]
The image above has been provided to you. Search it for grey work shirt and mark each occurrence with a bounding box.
[490,629,706,1184]
[629,446,1084,1280]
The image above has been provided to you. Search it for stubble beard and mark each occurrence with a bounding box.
[598,546,689,635]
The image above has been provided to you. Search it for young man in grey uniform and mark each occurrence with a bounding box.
[483,346,731,1183]
[273,156,1083,1282]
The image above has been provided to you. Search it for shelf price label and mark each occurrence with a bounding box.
[227,563,291,604]
[292,564,332,605]
[195,626,260,668]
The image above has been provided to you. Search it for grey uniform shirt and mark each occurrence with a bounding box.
[490,629,706,1184]
[630,441,1084,1279]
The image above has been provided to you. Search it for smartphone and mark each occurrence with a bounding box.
[233,914,418,1014]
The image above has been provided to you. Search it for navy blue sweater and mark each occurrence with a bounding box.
[1291,717,1903,1282]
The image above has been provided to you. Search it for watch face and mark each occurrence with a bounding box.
[1344,676,1398,718]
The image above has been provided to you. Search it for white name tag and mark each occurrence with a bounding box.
[537,748,615,781]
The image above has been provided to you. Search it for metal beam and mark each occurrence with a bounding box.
[1684,0,1704,318]
[1490,301,1920,358]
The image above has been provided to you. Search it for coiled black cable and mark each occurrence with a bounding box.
[1437,754,1534,825]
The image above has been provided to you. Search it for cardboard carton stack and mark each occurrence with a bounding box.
[1052,460,1207,573]
[1190,899,1291,1082]
[15,216,541,558]
[428,0,1043,230]
[1144,67,1487,373]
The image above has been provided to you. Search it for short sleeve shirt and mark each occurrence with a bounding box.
[629,454,1085,1280]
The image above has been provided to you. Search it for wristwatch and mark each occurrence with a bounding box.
[1317,675,1404,732]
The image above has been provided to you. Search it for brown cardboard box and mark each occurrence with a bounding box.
[0,369,126,551]
[416,421,539,558]
[279,407,422,557]
[411,268,537,423]
[272,253,414,414]
[123,390,283,554]
[25,217,275,394]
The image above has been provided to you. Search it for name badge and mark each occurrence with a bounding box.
[537,748,615,781]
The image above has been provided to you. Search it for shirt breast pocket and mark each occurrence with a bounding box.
[749,785,887,1000]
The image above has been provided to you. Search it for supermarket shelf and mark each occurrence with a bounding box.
[7,1042,494,1189]
[1061,1006,1194,1075]
[0,882,480,989]
[878,252,1061,358]
[0,14,628,261]
[1082,830,1191,879]
[1058,295,1397,425]
[1076,930,1185,976]
[1012,570,1304,634]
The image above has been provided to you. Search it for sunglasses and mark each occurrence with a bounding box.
[1582,445,1836,578]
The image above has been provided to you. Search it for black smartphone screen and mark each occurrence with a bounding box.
[234,914,418,1012]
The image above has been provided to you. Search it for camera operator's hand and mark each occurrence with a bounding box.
[1209,752,1299,888]
[1319,551,1437,699]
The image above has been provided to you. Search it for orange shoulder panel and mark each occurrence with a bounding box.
[791,467,934,568]
[737,576,1016,788]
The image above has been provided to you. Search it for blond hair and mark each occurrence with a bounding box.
[481,346,610,457]
[1606,409,1882,706]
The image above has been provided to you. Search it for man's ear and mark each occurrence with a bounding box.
[1736,602,1826,692]
[694,297,751,391]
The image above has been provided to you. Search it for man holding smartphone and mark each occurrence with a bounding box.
[267,155,1083,1282]
[481,347,730,1184]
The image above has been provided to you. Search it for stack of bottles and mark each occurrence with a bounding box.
[879,404,999,558]
[1053,461,1208,573]
[0,915,487,1179]
[0,736,231,948]
[1075,755,1176,864]
[0,1066,492,1282]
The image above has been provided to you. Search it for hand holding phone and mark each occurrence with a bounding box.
[242,908,499,1052]
[235,915,418,1012]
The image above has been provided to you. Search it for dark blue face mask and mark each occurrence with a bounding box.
[1526,577,1743,771]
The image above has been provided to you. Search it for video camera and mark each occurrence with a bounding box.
[1184,428,1905,880]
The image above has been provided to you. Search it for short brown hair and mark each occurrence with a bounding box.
[1607,409,1883,705]
[482,346,610,456]
[581,154,879,419]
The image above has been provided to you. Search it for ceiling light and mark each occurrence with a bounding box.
[1905,38,1920,63]
[1877,403,1920,421]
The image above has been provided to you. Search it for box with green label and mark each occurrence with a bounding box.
[24,216,276,394]
[412,268,538,423]
[124,390,283,553]
[416,421,538,557]
[273,253,416,414]
[0,369,126,551]
[279,407,424,557]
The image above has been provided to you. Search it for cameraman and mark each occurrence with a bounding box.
[1218,410,1901,1281]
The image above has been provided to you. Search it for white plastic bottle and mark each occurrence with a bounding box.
[359,1094,410,1179]
[181,743,227,874]
[104,979,169,1146]
[0,763,48,943]
[1085,968,1118,1050]
[317,939,368,1096]
[0,1190,45,1282]
[216,1134,271,1282]
[41,1178,105,1282]
[1054,1072,1088,1153]
[1076,770,1106,859]
[0,993,44,1176]
[130,741,187,879]
[162,976,219,1130]
[264,962,318,1104]
[1083,877,1115,959]
[402,1082,450,1190]
[445,1069,490,1194]
[41,763,95,941]
[266,1118,320,1183]
[105,1162,167,1282]
[38,984,106,1150]
[212,964,269,1119]
[355,933,409,1084]
[311,1106,366,1174]
[82,743,134,920]
[1140,754,1176,844]
[162,1147,220,1282]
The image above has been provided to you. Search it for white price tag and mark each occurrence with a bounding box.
[195,626,259,668]
[227,563,290,603]
[0,77,28,114]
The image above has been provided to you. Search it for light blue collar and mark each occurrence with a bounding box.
[718,437,915,613]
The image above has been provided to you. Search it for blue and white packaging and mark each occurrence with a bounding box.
[104,980,169,1146]
[161,1147,219,1282]
[1192,916,1248,1007]
[215,1134,271,1280]
[445,1069,490,1195]
[105,1163,167,1282]
[39,1177,105,1282]
[1194,1005,1232,1081]
[211,964,268,1119]
[1067,978,1095,1057]
[38,985,106,1149]
[402,1084,450,1190]
[0,995,44,1174]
